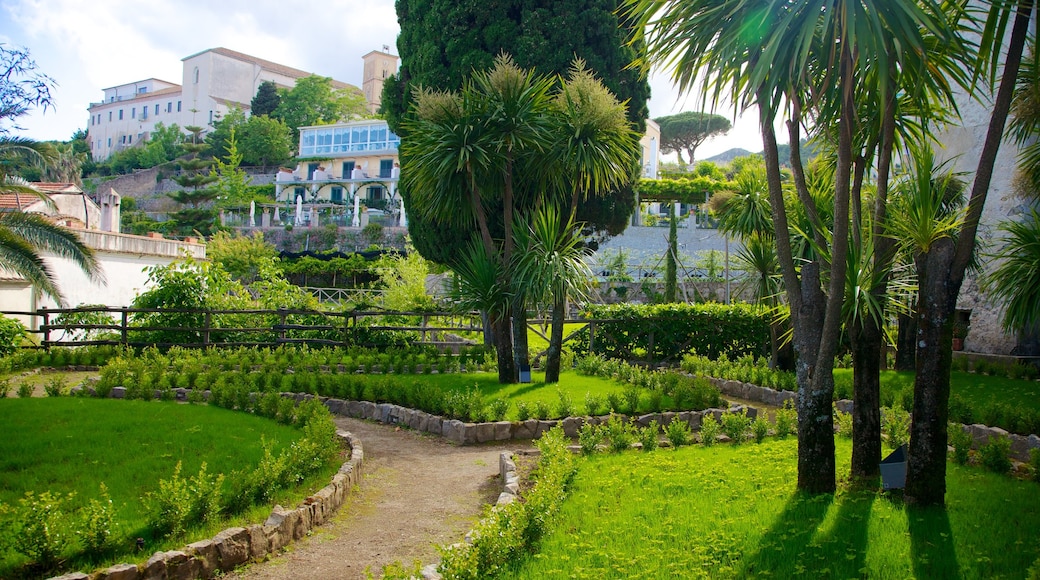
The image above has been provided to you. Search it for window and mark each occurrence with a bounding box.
[193,67,199,84]
[177,101,182,112]
[342,161,355,176]
[138,86,147,94]
[141,107,146,119]
[369,186,384,201]
[155,104,160,115]
[120,135,125,144]
[128,135,132,144]
[331,187,343,203]
[166,102,172,113]
[108,111,112,122]
[107,138,111,147]
[131,108,135,119]
[307,163,319,180]
[379,159,393,178]
[118,109,123,120]
[208,110,213,124]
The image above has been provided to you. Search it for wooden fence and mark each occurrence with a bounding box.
[3,306,706,364]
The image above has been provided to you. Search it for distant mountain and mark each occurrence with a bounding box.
[701,148,754,164]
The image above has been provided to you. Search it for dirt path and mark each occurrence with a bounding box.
[230,417,534,580]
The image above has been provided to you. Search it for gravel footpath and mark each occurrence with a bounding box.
[229,416,533,579]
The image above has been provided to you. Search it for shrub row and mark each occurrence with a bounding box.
[575,355,724,412]
[575,302,772,362]
[437,426,577,579]
[680,353,798,392]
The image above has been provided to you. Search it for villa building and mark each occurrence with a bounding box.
[85,47,364,161]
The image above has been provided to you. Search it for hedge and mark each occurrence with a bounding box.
[576,303,772,363]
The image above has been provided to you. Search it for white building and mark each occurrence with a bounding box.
[0,183,205,330]
[85,47,362,161]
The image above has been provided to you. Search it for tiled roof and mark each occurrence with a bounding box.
[32,183,83,194]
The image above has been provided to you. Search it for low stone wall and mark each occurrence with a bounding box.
[50,430,364,580]
[707,376,1040,462]
[320,393,753,444]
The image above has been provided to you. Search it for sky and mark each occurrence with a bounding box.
[1,0,763,160]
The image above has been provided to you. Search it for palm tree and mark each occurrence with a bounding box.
[983,210,1040,337]
[625,0,961,494]
[513,206,594,383]
[0,142,101,304]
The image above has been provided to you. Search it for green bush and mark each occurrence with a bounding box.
[949,424,973,465]
[12,490,74,566]
[144,462,193,537]
[79,483,116,555]
[605,414,636,452]
[576,302,772,361]
[16,381,32,398]
[700,413,720,447]
[516,401,532,421]
[774,400,797,438]
[0,378,10,398]
[578,422,603,456]
[485,398,510,422]
[0,316,26,356]
[882,406,911,449]
[44,376,68,397]
[639,420,660,452]
[721,409,752,443]
[584,392,604,416]
[752,416,770,443]
[555,389,575,418]
[665,418,693,448]
[979,435,1013,474]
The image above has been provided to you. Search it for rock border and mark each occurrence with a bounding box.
[706,376,1040,462]
[49,429,364,580]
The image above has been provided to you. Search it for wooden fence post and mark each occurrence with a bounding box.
[41,307,50,349]
[588,320,596,355]
[203,311,212,347]
[120,307,129,348]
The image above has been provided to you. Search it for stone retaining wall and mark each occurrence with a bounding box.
[707,376,1040,462]
[50,430,364,580]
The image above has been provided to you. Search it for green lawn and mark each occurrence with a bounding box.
[835,368,1040,413]
[503,439,1040,579]
[349,369,709,419]
[0,398,339,576]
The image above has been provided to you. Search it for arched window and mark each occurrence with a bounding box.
[193,67,200,84]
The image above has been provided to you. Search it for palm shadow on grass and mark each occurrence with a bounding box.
[908,504,960,580]
[738,491,834,577]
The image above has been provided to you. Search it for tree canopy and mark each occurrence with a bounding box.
[383,0,651,265]
[654,111,731,164]
[272,76,368,141]
[250,80,280,117]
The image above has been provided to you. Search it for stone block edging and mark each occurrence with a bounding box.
[50,430,364,580]
[706,375,1040,462]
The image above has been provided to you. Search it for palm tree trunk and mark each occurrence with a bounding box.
[492,314,516,384]
[512,299,529,381]
[906,240,956,505]
[544,295,566,383]
[895,313,917,370]
[905,0,1034,507]
[850,318,883,480]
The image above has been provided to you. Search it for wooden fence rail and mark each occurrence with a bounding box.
[3,306,695,363]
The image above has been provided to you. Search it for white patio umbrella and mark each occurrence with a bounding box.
[249,200,256,226]
[295,195,303,226]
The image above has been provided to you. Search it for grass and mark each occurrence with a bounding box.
[346,370,698,419]
[0,398,340,576]
[502,438,1040,579]
[834,368,1040,413]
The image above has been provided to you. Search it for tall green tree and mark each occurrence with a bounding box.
[655,111,731,165]
[384,0,650,262]
[273,75,368,142]
[250,80,281,117]
[169,126,218,236]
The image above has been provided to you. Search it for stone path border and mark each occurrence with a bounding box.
[707,376,1040,461]
[49,430,364,580]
